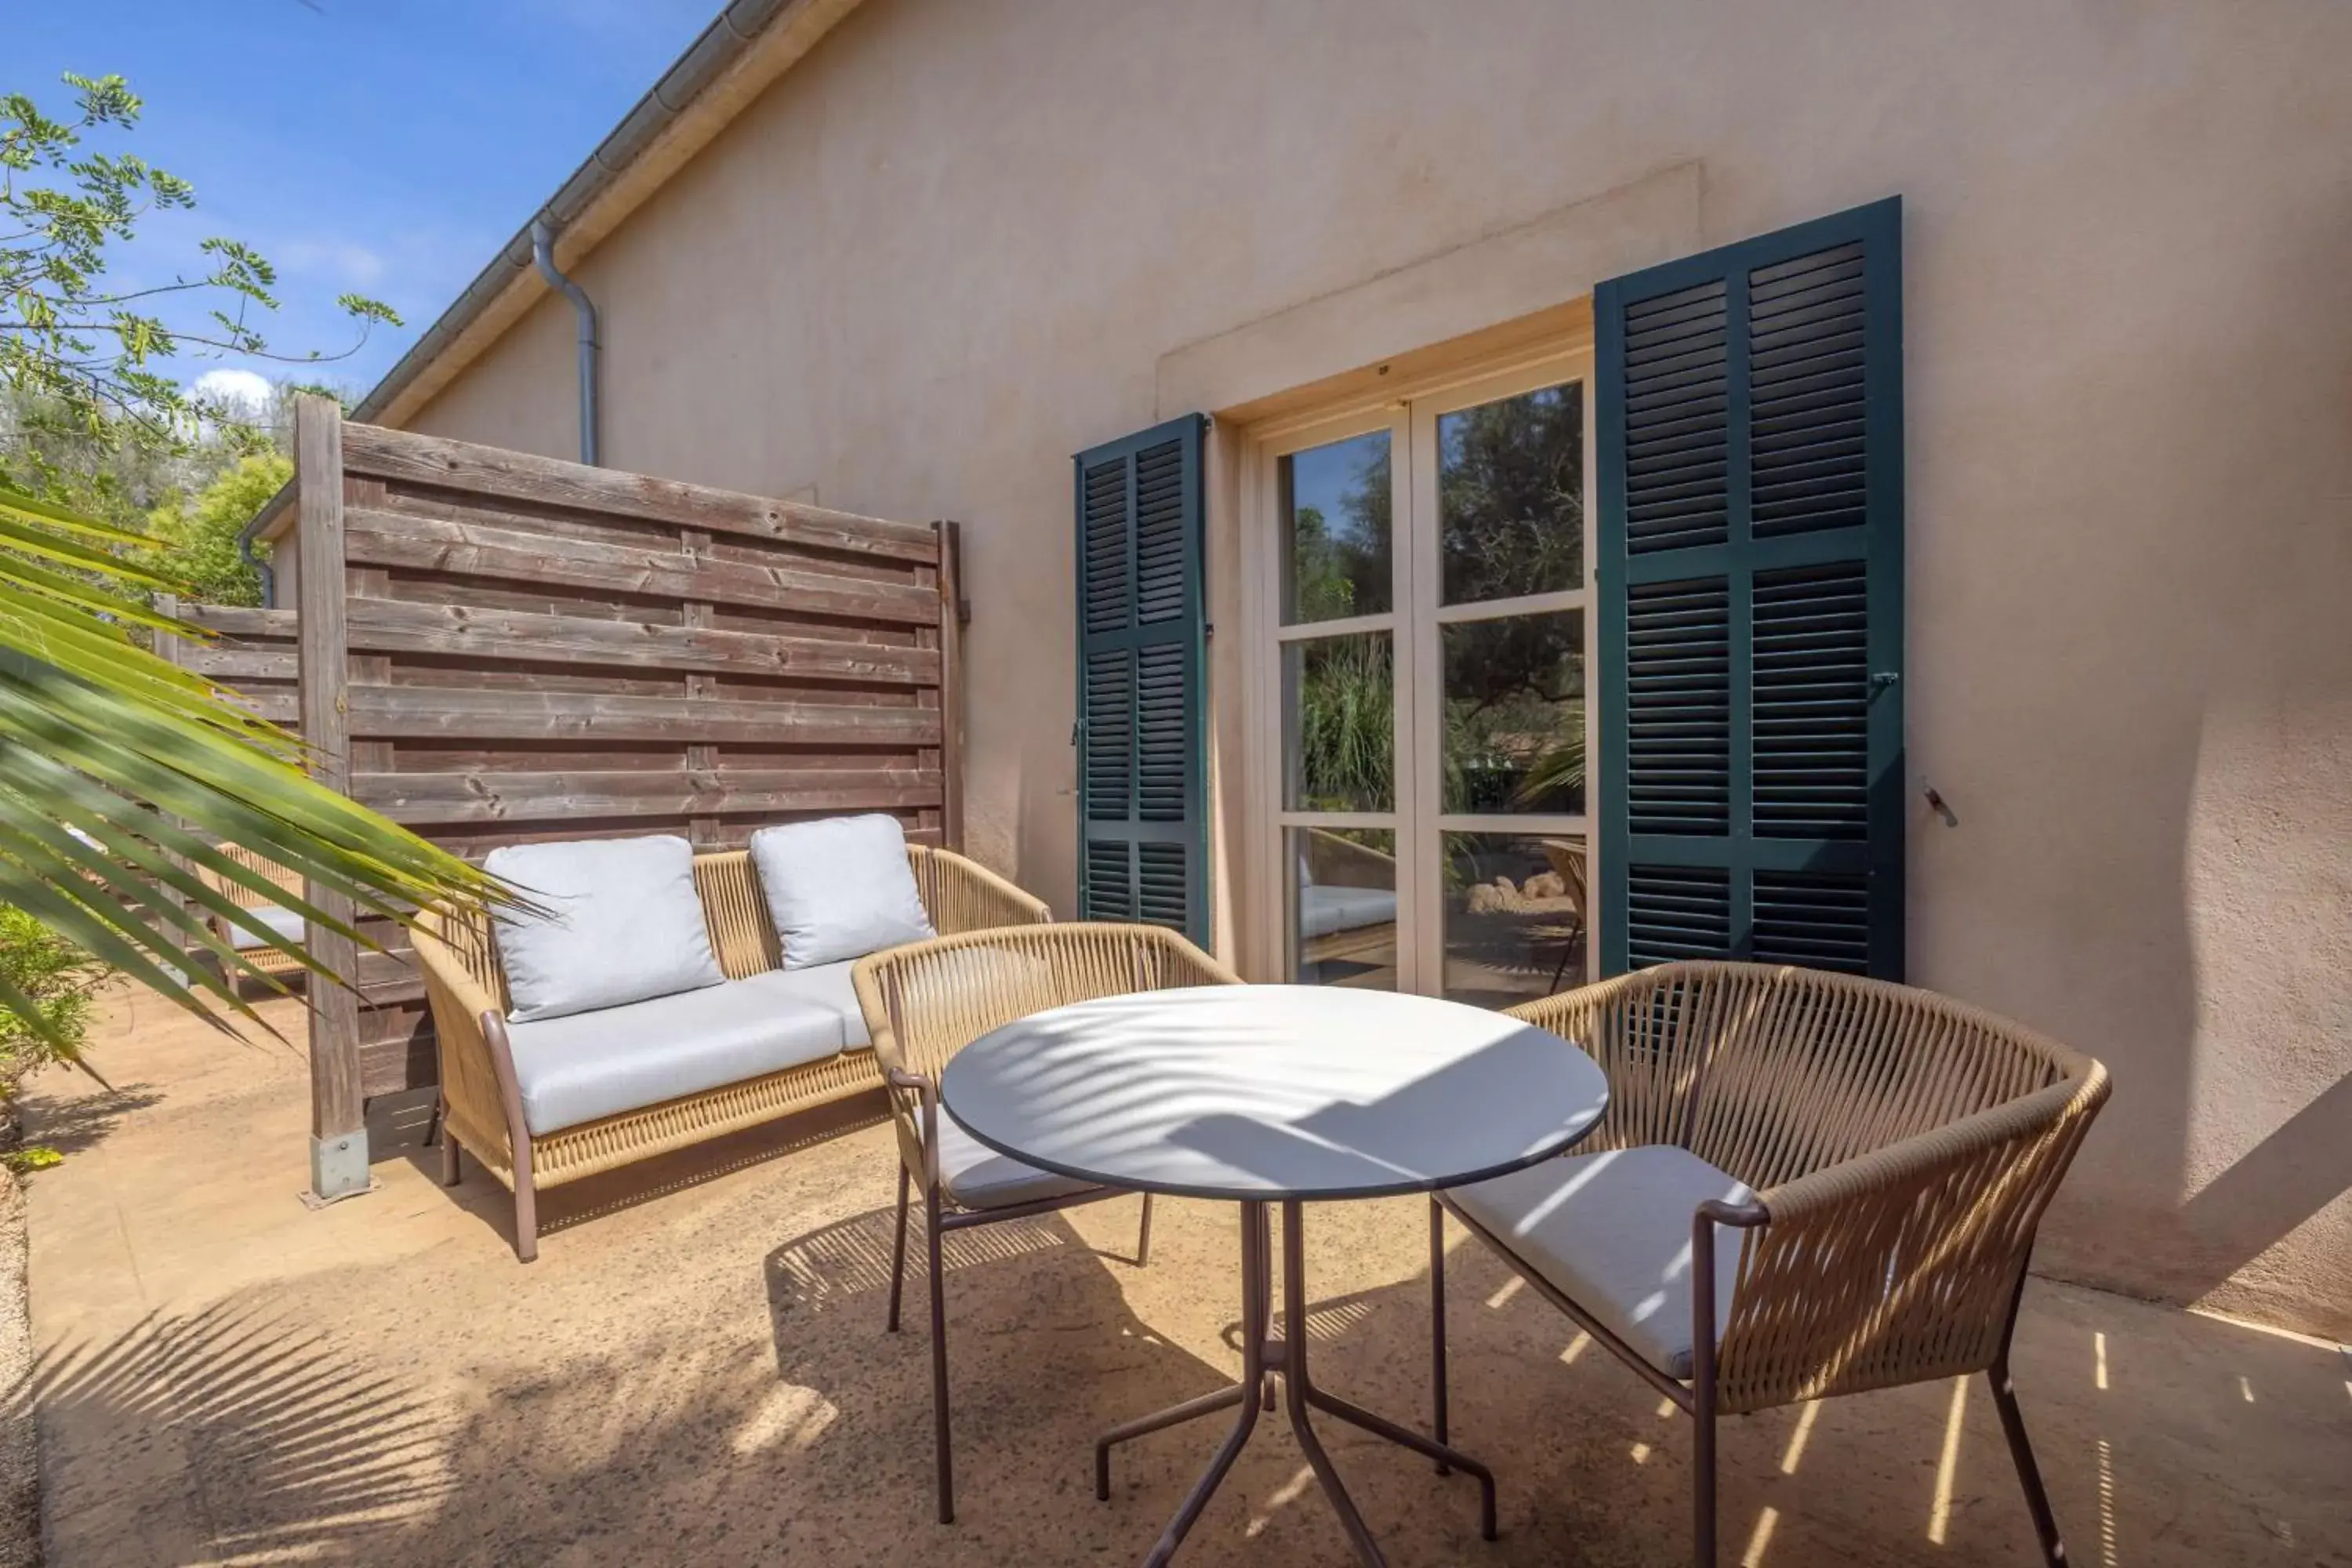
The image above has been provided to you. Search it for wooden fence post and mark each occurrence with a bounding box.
[149,594,195,984]
[294,394,368,1202]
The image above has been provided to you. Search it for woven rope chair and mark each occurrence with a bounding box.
[1537,835,1590,993]
[851,921,1242,1525]
[1430,961,2109,1566]
[194,844,308,981]
[412,843,1048,1262]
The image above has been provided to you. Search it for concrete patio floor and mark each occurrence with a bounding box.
[20,985,2352,1567]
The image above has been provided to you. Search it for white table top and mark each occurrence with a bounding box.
[938,985,1610,1202]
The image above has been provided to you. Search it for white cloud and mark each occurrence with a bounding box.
[189,368,274,415]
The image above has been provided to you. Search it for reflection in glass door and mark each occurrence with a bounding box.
[1415,374,1592,1007]
[1259,356,1594,1004]
[1274,419,1406,988]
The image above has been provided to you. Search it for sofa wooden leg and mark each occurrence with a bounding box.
[514,1174,539,1264]
[887,1163,911,1333]
[440,1125,462,1187]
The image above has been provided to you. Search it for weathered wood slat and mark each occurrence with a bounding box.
[359,1021,434,1100]
[344,509,938,626]
[352,767,942,824]
[344,684,942,746]
[355,948,420,991]
[219,689,300,724]
[177,604,297,637]
[344,596,939,685]
[177,646,298,682]
[340,422,940,563]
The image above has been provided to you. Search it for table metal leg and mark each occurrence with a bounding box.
[1094,1202,1272,1566]
[1094,1199,1497,1566]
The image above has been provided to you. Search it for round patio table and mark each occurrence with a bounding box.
[940,984,1610,1566]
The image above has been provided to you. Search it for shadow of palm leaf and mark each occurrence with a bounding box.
[29,1301,457,1563]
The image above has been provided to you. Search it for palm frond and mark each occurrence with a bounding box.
[0,479,512,1053]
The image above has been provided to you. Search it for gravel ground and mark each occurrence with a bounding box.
[0,1171,38,1568]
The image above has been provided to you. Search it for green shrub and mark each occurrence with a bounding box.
[0,906,111,1097]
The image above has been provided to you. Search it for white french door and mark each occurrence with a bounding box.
[1247,352,1597,1005]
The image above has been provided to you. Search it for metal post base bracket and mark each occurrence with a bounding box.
[303,1130,376,1207]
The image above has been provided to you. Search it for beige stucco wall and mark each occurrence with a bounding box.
[402,0,2352,1338]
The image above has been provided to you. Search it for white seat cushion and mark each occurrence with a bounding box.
[505,967,859,1136]
[937,1114,1097,1210]
[755,960,871,1050]
[1299,884,1398,938]
[227,903,304,952]
[1446,1144,1752,1379]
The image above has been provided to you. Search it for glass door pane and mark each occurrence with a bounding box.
[1291,826,1398,988]
[1438,383,1583,604]
[1281,430,1392,623]
[1439,609,1584,815]
[1439,831,1587,1006]
[1283,631,1395,812]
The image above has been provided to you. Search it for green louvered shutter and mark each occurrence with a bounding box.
[1073,415,1210,946]
[1596,197,1905,979]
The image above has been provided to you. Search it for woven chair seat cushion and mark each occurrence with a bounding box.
[506,964,867,1136]
[937,1114,1097,1210]
[1298,885,1398,938]
[1446,1144,1751,1379]
[226,903,304,952]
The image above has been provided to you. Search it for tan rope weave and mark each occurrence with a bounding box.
[412,844,1054,1195]
[193,844,309,978]
[1503,961,2107,1414]
[852,922,1242,1196]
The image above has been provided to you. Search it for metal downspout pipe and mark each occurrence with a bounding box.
[531,218,601,466]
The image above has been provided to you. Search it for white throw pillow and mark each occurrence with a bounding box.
[750,815,935,970]
[486,834,727,1023]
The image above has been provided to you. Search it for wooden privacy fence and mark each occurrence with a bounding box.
[154,600,299,728]
[169,397,965,1190]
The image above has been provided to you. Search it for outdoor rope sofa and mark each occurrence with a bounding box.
[412,843,1049,1262]
[1431,960,2110,1567]
[192,843,308,982]
[851,921,1243,1525]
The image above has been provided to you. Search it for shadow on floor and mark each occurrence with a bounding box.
[27,1196,2352,1566]
[28,1300,458,1563]
[18,1085,165,1160]
[383,1091,891,1256]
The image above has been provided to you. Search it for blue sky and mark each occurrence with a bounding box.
[13,0,717,409]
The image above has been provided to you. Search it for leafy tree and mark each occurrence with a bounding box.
[2,74,395,452]
[0,72,503,1057]
[144,452,287,606]
[1437,387,1582,605]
